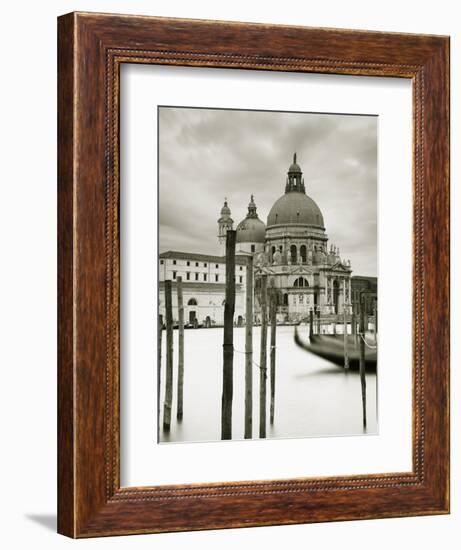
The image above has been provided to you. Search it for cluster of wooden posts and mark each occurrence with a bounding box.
[158,230,277,439]
[222,230,277,440]
[160,277,185,431]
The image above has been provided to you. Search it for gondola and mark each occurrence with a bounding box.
[294,327,377,371]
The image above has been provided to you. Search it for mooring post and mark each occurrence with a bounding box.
[343,307,349,370]
[373,299,378,343]
[259,274,268,438]
[316,307,321,335]
[176,276,184,420]
[270,287,277,425]
[157,314,162,433]
[244,255,253,439]
[359,295,367,429]
[222,230,236,440]
[309,308,314,340]
[163,280,174,431]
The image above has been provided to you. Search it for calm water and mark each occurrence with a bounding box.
[159,325,377,443]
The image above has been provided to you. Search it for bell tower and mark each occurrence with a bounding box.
[217,198,234,255]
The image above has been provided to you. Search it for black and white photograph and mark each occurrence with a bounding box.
[157,106,378,443]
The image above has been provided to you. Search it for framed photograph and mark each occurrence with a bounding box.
[58,12,450,537]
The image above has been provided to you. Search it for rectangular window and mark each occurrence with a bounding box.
[203,274,207,281]
[186,272,190,280]
[195,262,199,267]
[215,264,219,269]
[204,263,207,267]
[172,271,177,279]
[239,276,243,283]
[195,273,199,281]
[239,266,243,271]
[215,274,219,282]
[160,260,164,265]
[173,260,176,265]
[251,245,255,253]
[187,261,190,266]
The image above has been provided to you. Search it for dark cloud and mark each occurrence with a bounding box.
[159,107,377,276]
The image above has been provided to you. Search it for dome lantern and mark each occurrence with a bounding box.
[285,152,306,193]
[247,194,258,218]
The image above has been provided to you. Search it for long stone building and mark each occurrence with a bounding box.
[159,154,356,326]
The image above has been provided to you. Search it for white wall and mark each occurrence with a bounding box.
[0,0,458,548]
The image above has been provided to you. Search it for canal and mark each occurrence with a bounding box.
[158,325,377,443]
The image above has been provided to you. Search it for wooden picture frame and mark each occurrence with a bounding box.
[57,12,450,537]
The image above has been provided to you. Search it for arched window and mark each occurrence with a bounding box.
[271,246,276,261]
[294,277,309,288]
[187,298,198,306]
[290,244,297,263]
[283,293,289,306]
[300,245,307,263]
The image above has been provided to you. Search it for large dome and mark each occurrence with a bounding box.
[267,192,324,228]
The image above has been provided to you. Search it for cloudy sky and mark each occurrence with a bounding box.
[159,107,377,277]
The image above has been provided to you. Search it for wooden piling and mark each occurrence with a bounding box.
[176,276,184,420]
[316,308,321,335]
[270,287,277,425]
[163,280,174,431]
[309,308,314,340]
[244,255,253,439]
[373,299,378,342]
[259,274,268,438]
[359,297,367,429]
[157,314,162,435]
[343,308,349,370]
[221,230,236,440]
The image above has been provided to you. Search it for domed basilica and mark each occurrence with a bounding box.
[159,154,353,327]
[220,153,353,321]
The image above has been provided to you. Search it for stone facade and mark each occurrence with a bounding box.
[158,251,247,326]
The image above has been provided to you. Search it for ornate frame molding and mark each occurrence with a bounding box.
[58,12,449,537]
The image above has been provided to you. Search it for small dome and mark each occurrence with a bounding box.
[288,162,302,173]
[267,192,324,228]
[236,217,266,243]
[218,198,233,223]
[288,152,302,174]
[220,201,231,216]
[236,194,266,243]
